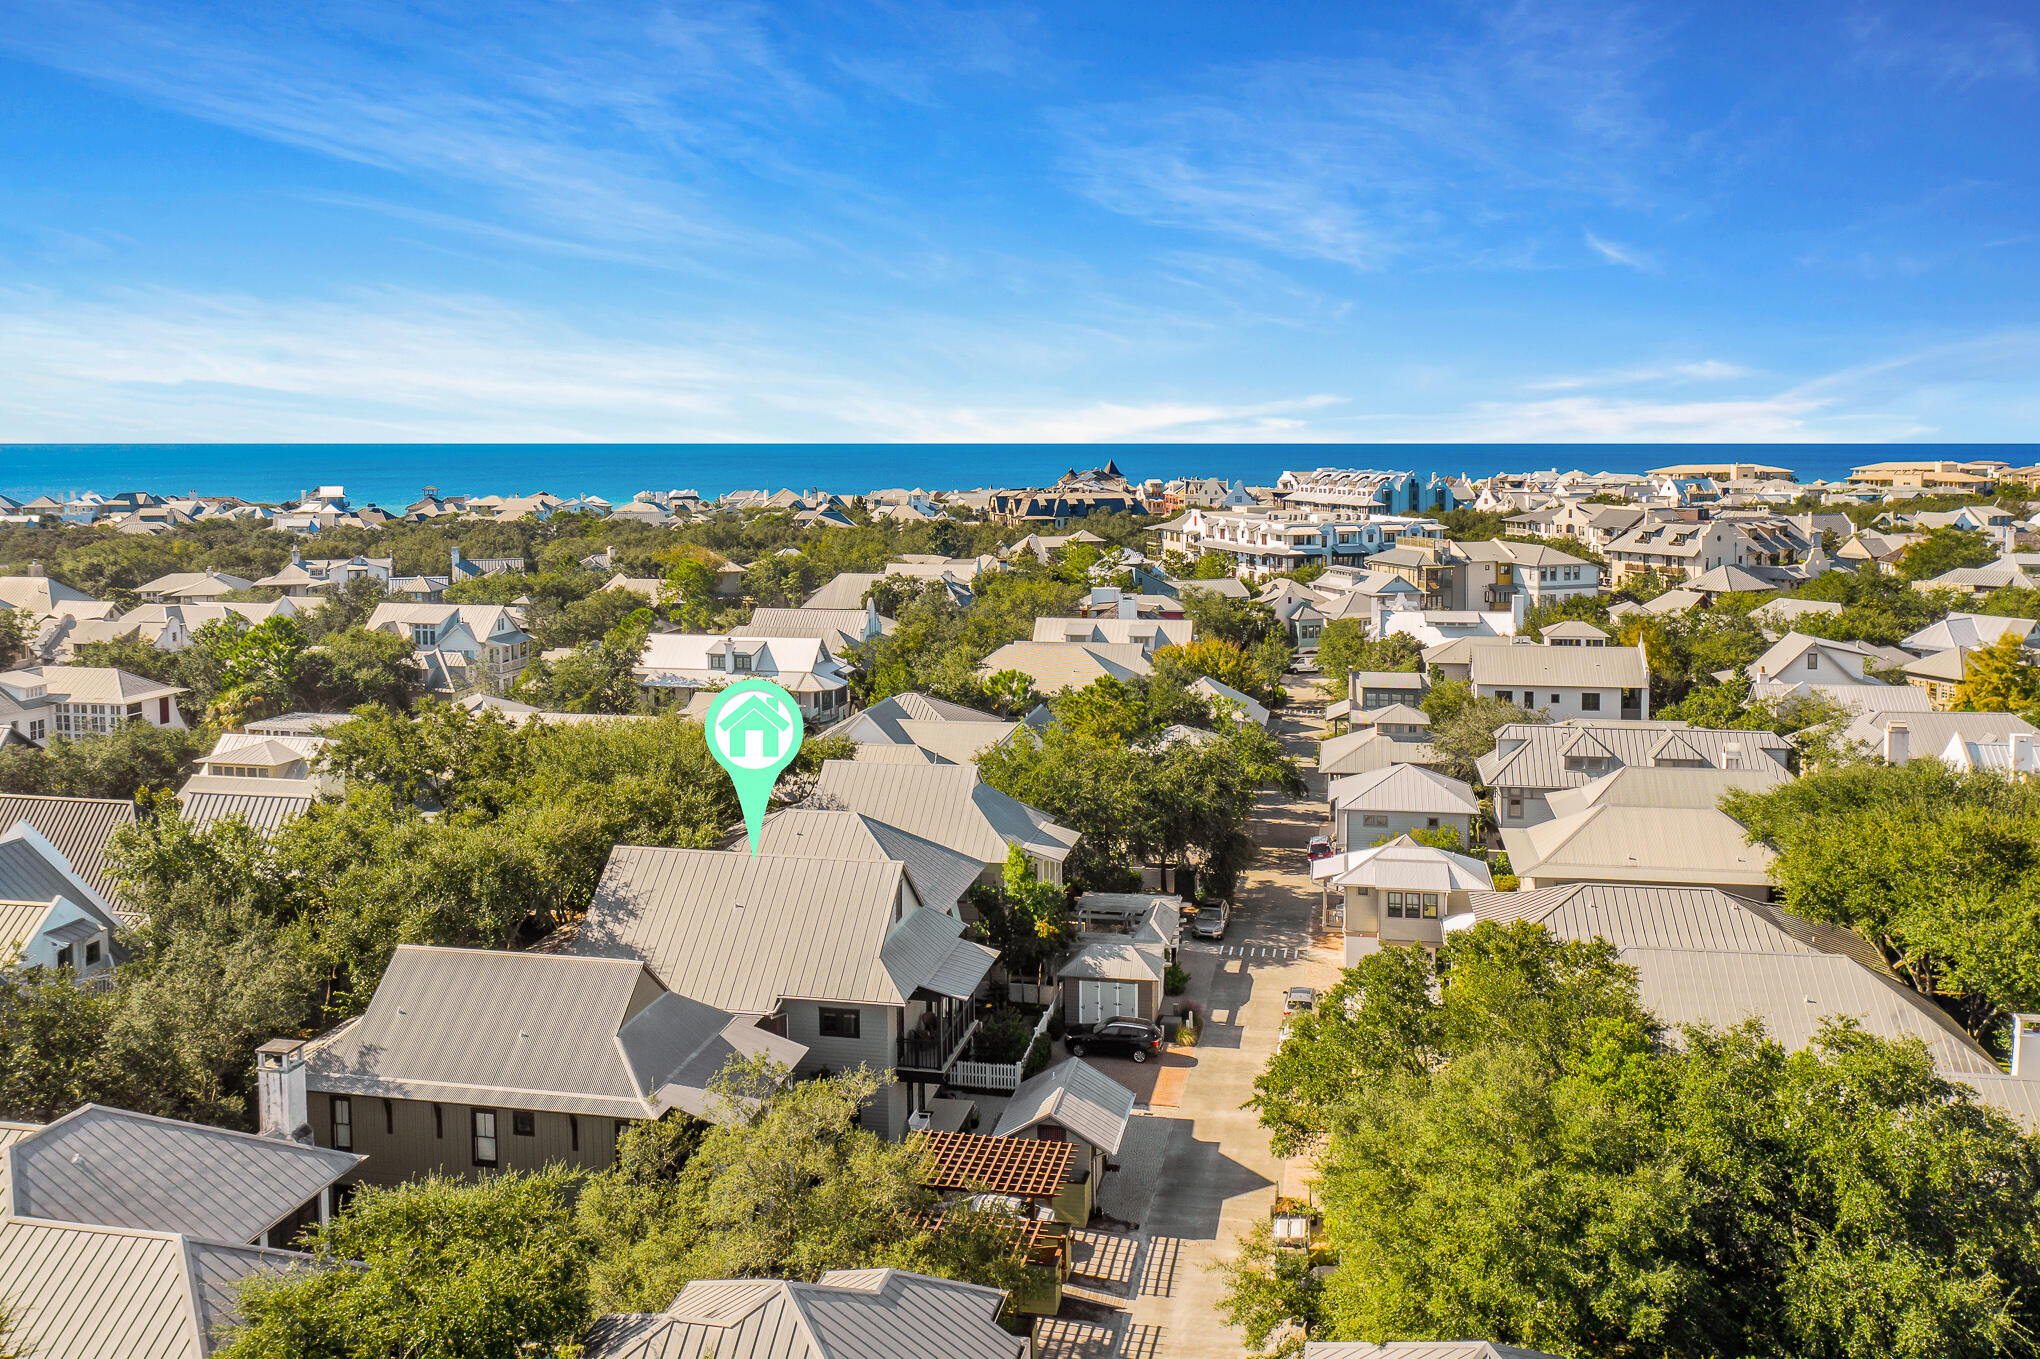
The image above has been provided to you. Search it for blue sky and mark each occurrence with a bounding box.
[0,0,2036,443]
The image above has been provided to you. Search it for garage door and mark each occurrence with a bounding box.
[1078,980,1139,1025]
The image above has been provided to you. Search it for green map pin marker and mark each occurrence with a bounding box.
[704,678,806,857]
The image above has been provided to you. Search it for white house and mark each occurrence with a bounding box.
[1466,640,1650,721]
[1310,834,1494,965]
[0,823,125,980]
[0,666,188,740]
[1327,763,1479,851]
[365,603,532,694]
[635,633,851,722]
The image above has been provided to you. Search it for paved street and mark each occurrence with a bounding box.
[1039,687,1341,1358]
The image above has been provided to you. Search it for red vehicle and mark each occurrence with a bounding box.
[1306,836,1335,862]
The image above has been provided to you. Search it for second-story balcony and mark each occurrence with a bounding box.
[897,994,978,1076]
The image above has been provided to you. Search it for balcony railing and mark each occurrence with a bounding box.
[897,1004,978,1075]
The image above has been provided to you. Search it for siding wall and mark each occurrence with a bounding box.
[780,999,908,1139]
[307,1090,620,1186]
[1471,683,1634,723]
[1335,808,1474,852]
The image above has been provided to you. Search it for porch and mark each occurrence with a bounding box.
[896,993,978,1076]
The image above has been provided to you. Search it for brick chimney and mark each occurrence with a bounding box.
[255,1038,311,1142]
[1883,721,1909,765]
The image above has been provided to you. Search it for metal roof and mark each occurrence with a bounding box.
[177,779,319,835]
[0,795,134,903]
[305,945,803,1119]
[576,846,919,1010]
[834,693,1009,744]
[0,1216,313,1358]
[754,808,984,913]
[1502,807,1775,888]
[1478,721,1791,792]
[1457,884,1886,971]
[976,640,1153,692]
[1318,837,1494,893]
[1317,730,1443,778]
[812,762,1079,864]
[1057,938,1164,985]
[891,719,1020,764]
[1328,764,1478,817]
[0,1121,38,1208]
[582,1268,1025,1359]
[1468,642,1647,690]
[993,1059,1137,1155]
[7,1105,358,1243]
[878,905,999,1001]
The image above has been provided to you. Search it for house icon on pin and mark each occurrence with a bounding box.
[716,691,795,767]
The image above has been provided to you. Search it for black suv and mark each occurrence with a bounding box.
[1066,1018,1165,1063]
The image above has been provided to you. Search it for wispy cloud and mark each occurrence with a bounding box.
[1846,7,2038,87]
[1527,359,1754,391]
[1056,4,1669,268]
[1584,231,1656,271]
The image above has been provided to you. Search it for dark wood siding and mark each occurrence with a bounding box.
[308,1091,621,1186]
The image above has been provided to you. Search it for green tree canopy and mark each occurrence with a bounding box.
[1231,923,2040,1359]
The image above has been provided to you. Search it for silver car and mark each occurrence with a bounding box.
[1192,903,1230,939]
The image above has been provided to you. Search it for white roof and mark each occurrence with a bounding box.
[1501,767,1786,887]
[993,1059,1136,1154]
[1315,835,1493,892]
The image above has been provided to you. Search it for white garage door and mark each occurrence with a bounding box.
[1078,980,1139,1025]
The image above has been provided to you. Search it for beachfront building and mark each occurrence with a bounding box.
[1153,507,1444,580]
[1848,459,2005,493]
[1273,468,1458,516]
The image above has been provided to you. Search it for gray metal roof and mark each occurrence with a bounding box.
[1478,721,1791,792]
[1317,729,1443,778]
[1469,642,1647,690]
[0,1121,38,1209]
[1459,884,1888,972]
[890,719,1019,764]
[305,946,802,1119]
[583,1268,1026,1359]
[177,778,319,836]
[0,836,87,909]
[834,693,1006,742]
[1328,764,1478,816]
[0,795,134,903]
[878,904,999,1001]
[753,808,984,912]
[993,1059,1136,1155]
[1501,794,1776,888]
[0,1216,313,1357]
[811,762,1078,864]
[1058,937,1165,985]
[7,1105,358,1244]
[1839,709,2037,758]
[575,847,919,1011]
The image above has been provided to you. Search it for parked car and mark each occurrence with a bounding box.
[1306,836,1334,862]
[1284,986,1317,1017]
[1191,902,1230,939]
[1066,1018,1165,1064]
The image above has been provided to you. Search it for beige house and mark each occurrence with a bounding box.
[991,1059,1135,1226]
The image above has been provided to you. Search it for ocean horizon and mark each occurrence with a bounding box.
[5,443,2037,511]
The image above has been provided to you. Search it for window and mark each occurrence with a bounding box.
[569,1115,579,1153]
[1507,798,1523,818]
[1550,694,1562,705]
[472,1110,498,1166]
[1427,817,1440,829]
[1581,693,1601,712]
[818,1007,861,1039]
[27,720,44,742]
[1805,652,1818,671]
[1496,691,1514,704]
[1422,893,1441,919]
[383,1098,394,1135]
[331,1097,353,1150]
[84,940,101,966]
[410,624,436,646]
[733,652,754,672]
[1362,813,1389,827]
[513,1110,535,1138]
[55,945,73,969]
[1385,891,1405,919]
[433,1104,443,1140]
[708,653,726,670]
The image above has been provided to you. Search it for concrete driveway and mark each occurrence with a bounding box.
[1039,692,1341,1358]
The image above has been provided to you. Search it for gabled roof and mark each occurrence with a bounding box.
[6,1105,358,1243]
[1901,612,2037,655]
[993,1059,1136,1154]
[1327,764,1478,817]
[977,640,1153,692]
[1468,643,1647,690]
[0,1216,315,1357]
[835,693,1009,743]
[1501,767,1785,887]
[753,808,984,912]
[3,665,185,703]
[0,826,121,938]
[1058,937,1165,985]
[1840,709,2037,756]
[0,795,134,903]
[1316,728,1443,778]
[878,904,1000,1001]
[1477,721,1792,791]
[575,847,925,1010]
[1540,620,1609,640]
[582,1268,1026,1359]
[811,761,1079,864]
[305,946,804,1120]
[1314,835,1494,892]
[1748,631,1878,680]
[735,608,894,651]
[1647,731,1708,764]
[1688,563,1777,594]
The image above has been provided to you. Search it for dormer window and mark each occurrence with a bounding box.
[708,653,726,671]
[733,652,753,673]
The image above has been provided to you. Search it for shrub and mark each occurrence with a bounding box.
[1021,1034,1052,1079]
[972,1008,1032,1064]
[1164,962,1190,995]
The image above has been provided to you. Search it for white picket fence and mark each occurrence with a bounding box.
[947,999,1058,1093]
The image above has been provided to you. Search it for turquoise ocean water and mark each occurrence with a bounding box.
[4,444,2037,510]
